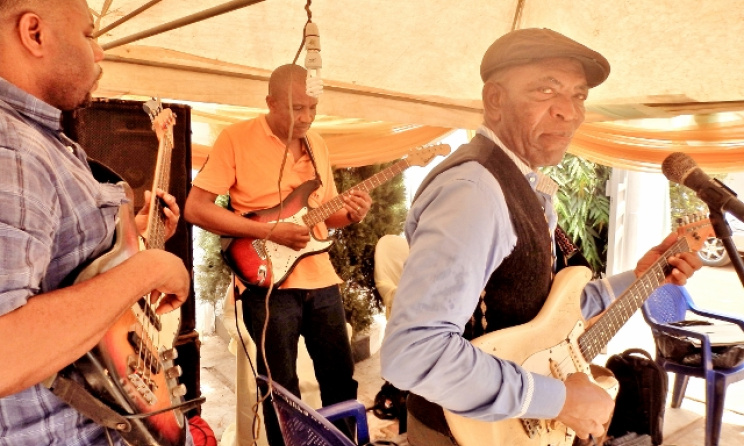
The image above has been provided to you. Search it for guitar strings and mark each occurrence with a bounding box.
[579,238,686,361]
[150,113,174,384]
[546,238,687,383]
[137,108,174,397]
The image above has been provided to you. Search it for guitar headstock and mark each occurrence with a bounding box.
[143,97,175,143]
[675,213,715,252]
[405,143,451,167]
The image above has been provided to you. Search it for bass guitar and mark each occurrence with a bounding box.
[443,215,713,446]
[222,143,451,288]
[63,98,189,445]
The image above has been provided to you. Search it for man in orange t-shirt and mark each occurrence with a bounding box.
[184,64,372,445]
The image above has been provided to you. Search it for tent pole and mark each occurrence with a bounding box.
[94,0,163,38]
[101,0,267,50]
[511,0,526,31]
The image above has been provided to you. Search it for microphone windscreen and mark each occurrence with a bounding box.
[661,152,698,184]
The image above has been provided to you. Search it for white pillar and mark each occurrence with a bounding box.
[604,168,672,357]
[606,168,671,276]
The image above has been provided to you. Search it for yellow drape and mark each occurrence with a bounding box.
[570,114,744,173]
[190,104,744,172]
[190,107,453,169]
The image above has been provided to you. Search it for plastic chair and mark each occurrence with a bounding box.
[641,284,744,446]
[256,375,370,446]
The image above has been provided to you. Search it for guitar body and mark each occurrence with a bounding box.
[72,185,186,446]
[222,180,333,287]
[444,266,618,446]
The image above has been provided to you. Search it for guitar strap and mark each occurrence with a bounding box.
[302,136,323,186]
[554,226,593,272]
[43,158,136,431]
[223,137,322,212]
[43,373,133,432]
[57,159,129,288]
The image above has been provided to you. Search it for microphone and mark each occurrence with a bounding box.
[661,152,744,222]
[304,22,323,97]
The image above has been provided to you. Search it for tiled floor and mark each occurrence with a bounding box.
[199,263,744,445]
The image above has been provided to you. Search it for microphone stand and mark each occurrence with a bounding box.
[709,209,744,288]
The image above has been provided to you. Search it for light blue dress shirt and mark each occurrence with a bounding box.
[380,129,636,422]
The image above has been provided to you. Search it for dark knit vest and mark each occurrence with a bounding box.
[406,134,555,440]
[413,134,554,339]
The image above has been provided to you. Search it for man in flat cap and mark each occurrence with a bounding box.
[380,28,701,445]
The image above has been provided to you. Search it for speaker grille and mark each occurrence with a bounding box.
[63,98,196,332]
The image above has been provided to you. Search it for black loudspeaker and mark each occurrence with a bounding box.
[63,98,202,414]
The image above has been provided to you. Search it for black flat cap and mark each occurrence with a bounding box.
[480,28,610,88]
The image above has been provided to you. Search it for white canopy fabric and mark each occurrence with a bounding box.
[89,0,744,169]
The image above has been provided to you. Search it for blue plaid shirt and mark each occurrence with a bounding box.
[0,78,193,445]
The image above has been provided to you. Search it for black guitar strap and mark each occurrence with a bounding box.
[44,158,135,432]
[302,136,323,186]
[554,225,593,272]
[43,373,133,432]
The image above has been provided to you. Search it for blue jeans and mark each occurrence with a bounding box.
[241,285,358,446]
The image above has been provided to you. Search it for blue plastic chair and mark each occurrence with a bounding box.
[256,375,370,446]
[641,284,744,446]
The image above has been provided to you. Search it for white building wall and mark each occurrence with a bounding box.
[606,169,671,276]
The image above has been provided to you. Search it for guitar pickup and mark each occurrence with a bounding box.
[136,297,163,331]
[521,418,540,438]
[127,331,162,375]
[252,239,267,260]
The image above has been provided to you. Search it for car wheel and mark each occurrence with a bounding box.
[697,236,731,267]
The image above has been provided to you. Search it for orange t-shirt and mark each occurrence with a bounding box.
[193,115,341,289]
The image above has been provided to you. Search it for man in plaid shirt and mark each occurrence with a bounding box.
[0,1,192,444]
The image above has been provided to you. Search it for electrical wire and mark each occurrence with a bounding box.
[237,6,318,443]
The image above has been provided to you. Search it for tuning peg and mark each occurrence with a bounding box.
[162,348,178,361]
[172,384,187,398]
[165,365,183,380]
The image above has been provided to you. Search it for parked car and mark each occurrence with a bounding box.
[697,212,744,267]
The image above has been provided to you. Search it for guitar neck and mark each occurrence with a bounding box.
[578,237,689,361]
[303,158,411,227]
[144,131,174,251]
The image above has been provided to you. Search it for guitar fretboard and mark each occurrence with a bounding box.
[144,127,174,251]
[302,158,411,227]
[578,237,689,361]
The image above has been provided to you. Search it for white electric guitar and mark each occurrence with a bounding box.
[444,216,713,446]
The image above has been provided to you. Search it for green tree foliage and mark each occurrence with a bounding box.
[193,194,232,306]
[668,178,726,222]
[542,154,612,276]
[330,162,408,335]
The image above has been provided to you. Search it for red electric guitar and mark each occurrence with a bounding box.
[222,143,451,288]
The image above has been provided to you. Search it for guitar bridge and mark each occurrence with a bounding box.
[127,370,158,406]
